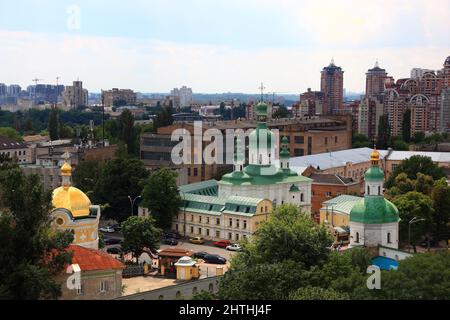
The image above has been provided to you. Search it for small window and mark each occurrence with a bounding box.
[100,281,108,293]
[243,220,247,229]
[387,232,391,244]
[355,232,360,243]
[216,218,220,225]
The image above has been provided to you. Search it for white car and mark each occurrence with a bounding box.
[226,244,243,251]
[99,226,115,233]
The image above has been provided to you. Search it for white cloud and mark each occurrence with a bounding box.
[0,29,448,94]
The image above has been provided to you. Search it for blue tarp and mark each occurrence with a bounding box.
[371,256,399,270]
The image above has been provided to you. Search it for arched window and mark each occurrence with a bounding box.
[356,232,360,243]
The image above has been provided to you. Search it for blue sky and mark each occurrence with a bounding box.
[1,0,449,93]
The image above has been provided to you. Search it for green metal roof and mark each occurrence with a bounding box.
[255,102,268,116]
[219,166,311,186]
[179,193,265,217]
[322,195,363,215]
[350,197,399,224]
[179,180,218,196]
[364,166,384,181]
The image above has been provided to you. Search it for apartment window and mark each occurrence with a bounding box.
[243,220,247,229]
[191,215,194,222]
[100,281,108,293]
[325,192,332,197]
[193,168,198,176]
[206,229,210,236]
[206,217,210,224]
[229,218,232,227]
[228,232,232,240]
[216,218,220,225]
[294,148,304,156]
[216,230,220,238]
[236,219,240,228]
[198,227,202,235]
[294,136,305,144]
[235,234,239,241]
[387,233,391,244]
[199,216,202,223]
[190,226,194,234]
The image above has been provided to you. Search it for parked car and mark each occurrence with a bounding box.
[214,239,231,248]
[99,226,115,233]
[193,251,209,259]
[226,244,243,251]
[107,247,122,255]
[163,238,178,246]
[111,223,121,232]
[104,237,122,245]
[203,254,227,265]
[189,237,205,244]
[420,238,438,247]
[163,231,182,239]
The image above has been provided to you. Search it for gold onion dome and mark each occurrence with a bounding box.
[370,147,380,162]
[52,161,91,218]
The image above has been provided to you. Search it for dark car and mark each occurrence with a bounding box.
[163,238,178,246]
[163,231,182,239]
[193,251,209,259]
[420,238,438,247]
[203,254,227,265]
[107,247,121,255]
[111,223,122,232]
[104,238,122,245]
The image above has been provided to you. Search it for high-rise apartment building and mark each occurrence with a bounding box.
[101,88,137,108]
[358,97,383,140]
[299,88,324,116]
[411,68,435,79]
[366,62,388,99]
[62,80,88,109]
[440,88,450,133]
[170,86,193,108]
[321,59,344,115]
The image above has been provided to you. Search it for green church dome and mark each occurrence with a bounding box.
[280,148,290,158]
[255,102,268,116]
[364,166,384,181]
[249,123,275,150]
[350,197,399,224]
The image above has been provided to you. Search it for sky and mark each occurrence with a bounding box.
[0,0,449,94]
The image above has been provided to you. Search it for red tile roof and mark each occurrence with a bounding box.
[68,245,125,271]
[158,248,193,257]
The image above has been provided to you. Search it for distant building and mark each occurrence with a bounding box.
[170,86,193,108]
[321,59,344,115]
[62,81,88,109]
[358,97,383,141]
[441,88,450,132]
[101,88,137,108]
[0,136,31,163]
[411,68,435,79]
[366,62,389,100]
[299,88,324,116]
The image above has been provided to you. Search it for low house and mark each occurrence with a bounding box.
[58,245,125,300]
[174,256,200,281]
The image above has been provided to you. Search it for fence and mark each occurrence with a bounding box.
[122,265,145,278]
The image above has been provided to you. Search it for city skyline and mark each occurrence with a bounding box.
[0,0,449,93]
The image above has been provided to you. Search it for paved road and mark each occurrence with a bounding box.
[160,240,236,260]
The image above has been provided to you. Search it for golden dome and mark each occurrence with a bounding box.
[61,162,72,176]
[52,186,92,218]
[370,147,380,162]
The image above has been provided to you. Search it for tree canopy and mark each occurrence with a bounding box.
[141,168,181,229]
[121,216,161,259]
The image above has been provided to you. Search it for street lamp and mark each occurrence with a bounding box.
[128,195,141,216]
[408,217,425,252]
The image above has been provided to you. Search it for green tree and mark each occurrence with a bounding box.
[93,157,149,221]
[364,251,450,300]
[72,160,104,196]
[24,117,34,134]
[385,172,415,199]
[272,106,290,119]
[0,166,74,299]
[412,131,425,144]
[376,114,391,149]
[402,109,411,142]
[352,133,371,148]
[48,107,59,141]
[121,216,161,260]
[0,127,22,140]
[392,191,434,250]
[154,106,174,129]
[141,168,181,229]
[393,138,409,151]
[413,173,435,195]
[431,178,450,243]
[118,109,138,155]
[385,155,445,189]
